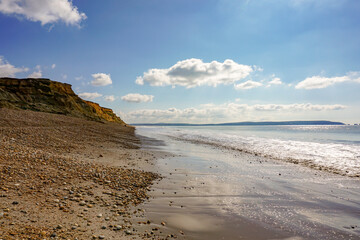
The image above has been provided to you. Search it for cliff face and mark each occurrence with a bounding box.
[0,78,125,124]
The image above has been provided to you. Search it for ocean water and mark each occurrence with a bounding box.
[138,125,360,177]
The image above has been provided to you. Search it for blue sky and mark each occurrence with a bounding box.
[1,0,360,123]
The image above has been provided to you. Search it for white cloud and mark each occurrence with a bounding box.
[121,93,154,103]
[234,80,262,90]
[0,0,86,26]
[104,95,116,102]
[28,70,42,78]
[295,72,360,89]
[253,65,264,72]
[123,102,346,123]
[136,58,253,88]
[78,92,102,100]
[269,77,282,85]
[62,74,67,80]
[27,65,42,78]
[51,64,56,69]
[91,73,112,86]
[0,56,28,77]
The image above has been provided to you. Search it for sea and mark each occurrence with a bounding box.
[137,125,360,177]
[136,125,360,239]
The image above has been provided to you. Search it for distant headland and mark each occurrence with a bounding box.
[132,120,345,126]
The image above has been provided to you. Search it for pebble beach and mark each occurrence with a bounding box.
[0,108,165,239]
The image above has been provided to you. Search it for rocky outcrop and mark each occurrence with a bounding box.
[0,78,125,124]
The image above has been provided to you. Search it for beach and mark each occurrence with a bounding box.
[0,108,167,239]
[1,108,360,240]
[136,126,360,240]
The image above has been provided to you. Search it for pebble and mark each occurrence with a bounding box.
[0,111,161,240]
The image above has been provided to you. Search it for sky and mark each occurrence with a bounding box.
[0,0,360,124]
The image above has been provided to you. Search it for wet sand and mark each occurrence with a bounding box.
[136,127,360,240]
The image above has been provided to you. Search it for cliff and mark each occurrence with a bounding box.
[0,77,125,124]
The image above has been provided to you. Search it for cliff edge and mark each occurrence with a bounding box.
[0,77,125,124]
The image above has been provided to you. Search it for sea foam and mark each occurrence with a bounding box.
[154,127,360,177]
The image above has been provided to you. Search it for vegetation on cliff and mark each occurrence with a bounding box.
[0,78,124,124]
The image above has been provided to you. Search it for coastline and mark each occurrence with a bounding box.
[1,108,359,240]
[0,108,167,239]
[136,126,360,240]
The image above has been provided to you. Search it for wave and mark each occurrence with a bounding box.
[162,129,360,178]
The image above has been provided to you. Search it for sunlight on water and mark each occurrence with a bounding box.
[139,125,360,177]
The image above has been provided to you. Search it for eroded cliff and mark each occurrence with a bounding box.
[0,78,125,124]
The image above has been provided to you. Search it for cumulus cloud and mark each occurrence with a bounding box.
[121,93,154,103]
[0,0,86,26]
[78,92,102,100]
[91,73,112,86]
[27,65,42,78]
[234,80,262,90]
[268,77,282,85]
[136,58,253,88]
[295,72,360,89]
[123,102,346,123]
[104,95,115,102]
[0,56,28,77]
[28,70,42,78]
[51,64,56,69]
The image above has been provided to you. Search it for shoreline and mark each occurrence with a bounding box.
[1,108,359,239]
[0,108,171,239]
[136,127,360,240]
